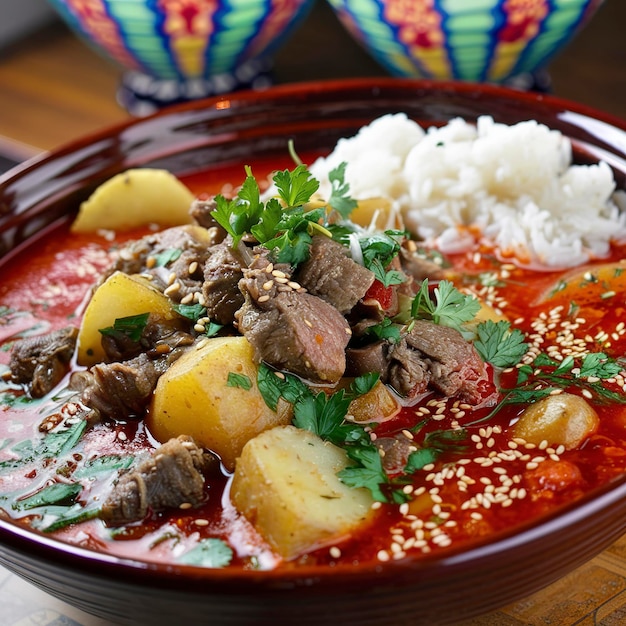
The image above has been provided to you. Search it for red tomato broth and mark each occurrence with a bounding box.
[1,160,626,570]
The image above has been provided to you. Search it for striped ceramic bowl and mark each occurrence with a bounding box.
[326,0,604,84]
[47,0,314,113]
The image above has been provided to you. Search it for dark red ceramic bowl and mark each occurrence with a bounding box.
[1,79,626,626]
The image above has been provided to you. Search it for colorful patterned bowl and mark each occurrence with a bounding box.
[325,0,604,85]
[47,0,315,114]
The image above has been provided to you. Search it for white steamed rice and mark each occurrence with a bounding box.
[309,114,626,269]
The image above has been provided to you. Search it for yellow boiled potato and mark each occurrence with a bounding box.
[350,197,400,230]
[537,261,626,307]
[347,380,400,423]
[513,392,599,450]
[231,425,374,560]
[148,336,292,470]
[71,168,194,232]
[77,271,178,366]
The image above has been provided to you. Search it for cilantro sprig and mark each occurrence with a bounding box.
[359,230,406,287]
[210,163,357,267]
[178,538,233,568]
[473,319,528,368]
[410,279,481,335]
[328,162,358,219]
[99,313,149,342]
[473,351,626,425]
[514,352,626,403]
[257,364,405,502]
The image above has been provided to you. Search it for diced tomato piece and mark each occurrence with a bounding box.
[364,279,395,311]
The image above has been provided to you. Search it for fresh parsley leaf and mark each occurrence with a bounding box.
[404,447,439,473]
[328,162,357,219]
[258,364,396,502]
[211,195,244,245]
[411,279,480,334]
[16,482,82,510]
[154,248,182,267]
[74,455,134,479]
[266,229,313,266]
[273,164,319,208]
[369,258,405,288]
[99,313,149,342]
[205,321,223,337]
[237,167,264,218]
[404,429,468,473]
[473,320,528,368]
[257,364,310,412]
[173,303,207,320]
[365,318,402,342]
[579,352,623,378]
[210,167,265,247]
[178,538,233,568]
[338,446,388,502]
[293,390,352,445]
[249,197,283,243]
[478,349,626,425]
[227,372,252,390]
[349,372,380,397]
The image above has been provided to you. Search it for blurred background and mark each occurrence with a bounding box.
[0,0,624,163]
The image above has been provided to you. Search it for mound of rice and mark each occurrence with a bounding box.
[309,114,626,269]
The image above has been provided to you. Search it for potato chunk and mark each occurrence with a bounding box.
[347,380,400,423]
[71,168,194,233]
[148,336,291,470]
[513,392,599,450]
[77,271,178,366]
[231,425,374,560]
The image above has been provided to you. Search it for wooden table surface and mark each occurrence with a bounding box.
[0,2,625,625]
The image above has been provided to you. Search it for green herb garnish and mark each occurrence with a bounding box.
[227,372,252,390]
[365,318,402,342]
[154,247,182,267]
[16,482,82,511]
[211,162,360,267]
[411,279,481,334]
[473,320,528,368]
[258,365,405,503]
[99,313,149,342]
[178,538,234,568]
[327,162,358,219]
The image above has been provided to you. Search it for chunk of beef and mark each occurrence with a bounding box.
[106,225,216,304]
[70,324,193,420]
[376,434,417,476]
[189,198,229,244]
[100,435,218,525]
[236,258,351,384]
[71,353,168,420]
[402,320,487,403]
[9,326,78,397]
[100,315,194,363]
[347,320,489,404]
[345,340,388,375]
[202,241,247,325]
[386,339,431,398]
[296,236,375,314]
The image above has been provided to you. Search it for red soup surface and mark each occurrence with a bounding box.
[1,160,626,571]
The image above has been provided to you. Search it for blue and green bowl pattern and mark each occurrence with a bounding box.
[47,0,315,107]
[326,0,604,83]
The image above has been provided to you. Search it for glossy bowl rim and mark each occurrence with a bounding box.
[1,76,626,595]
